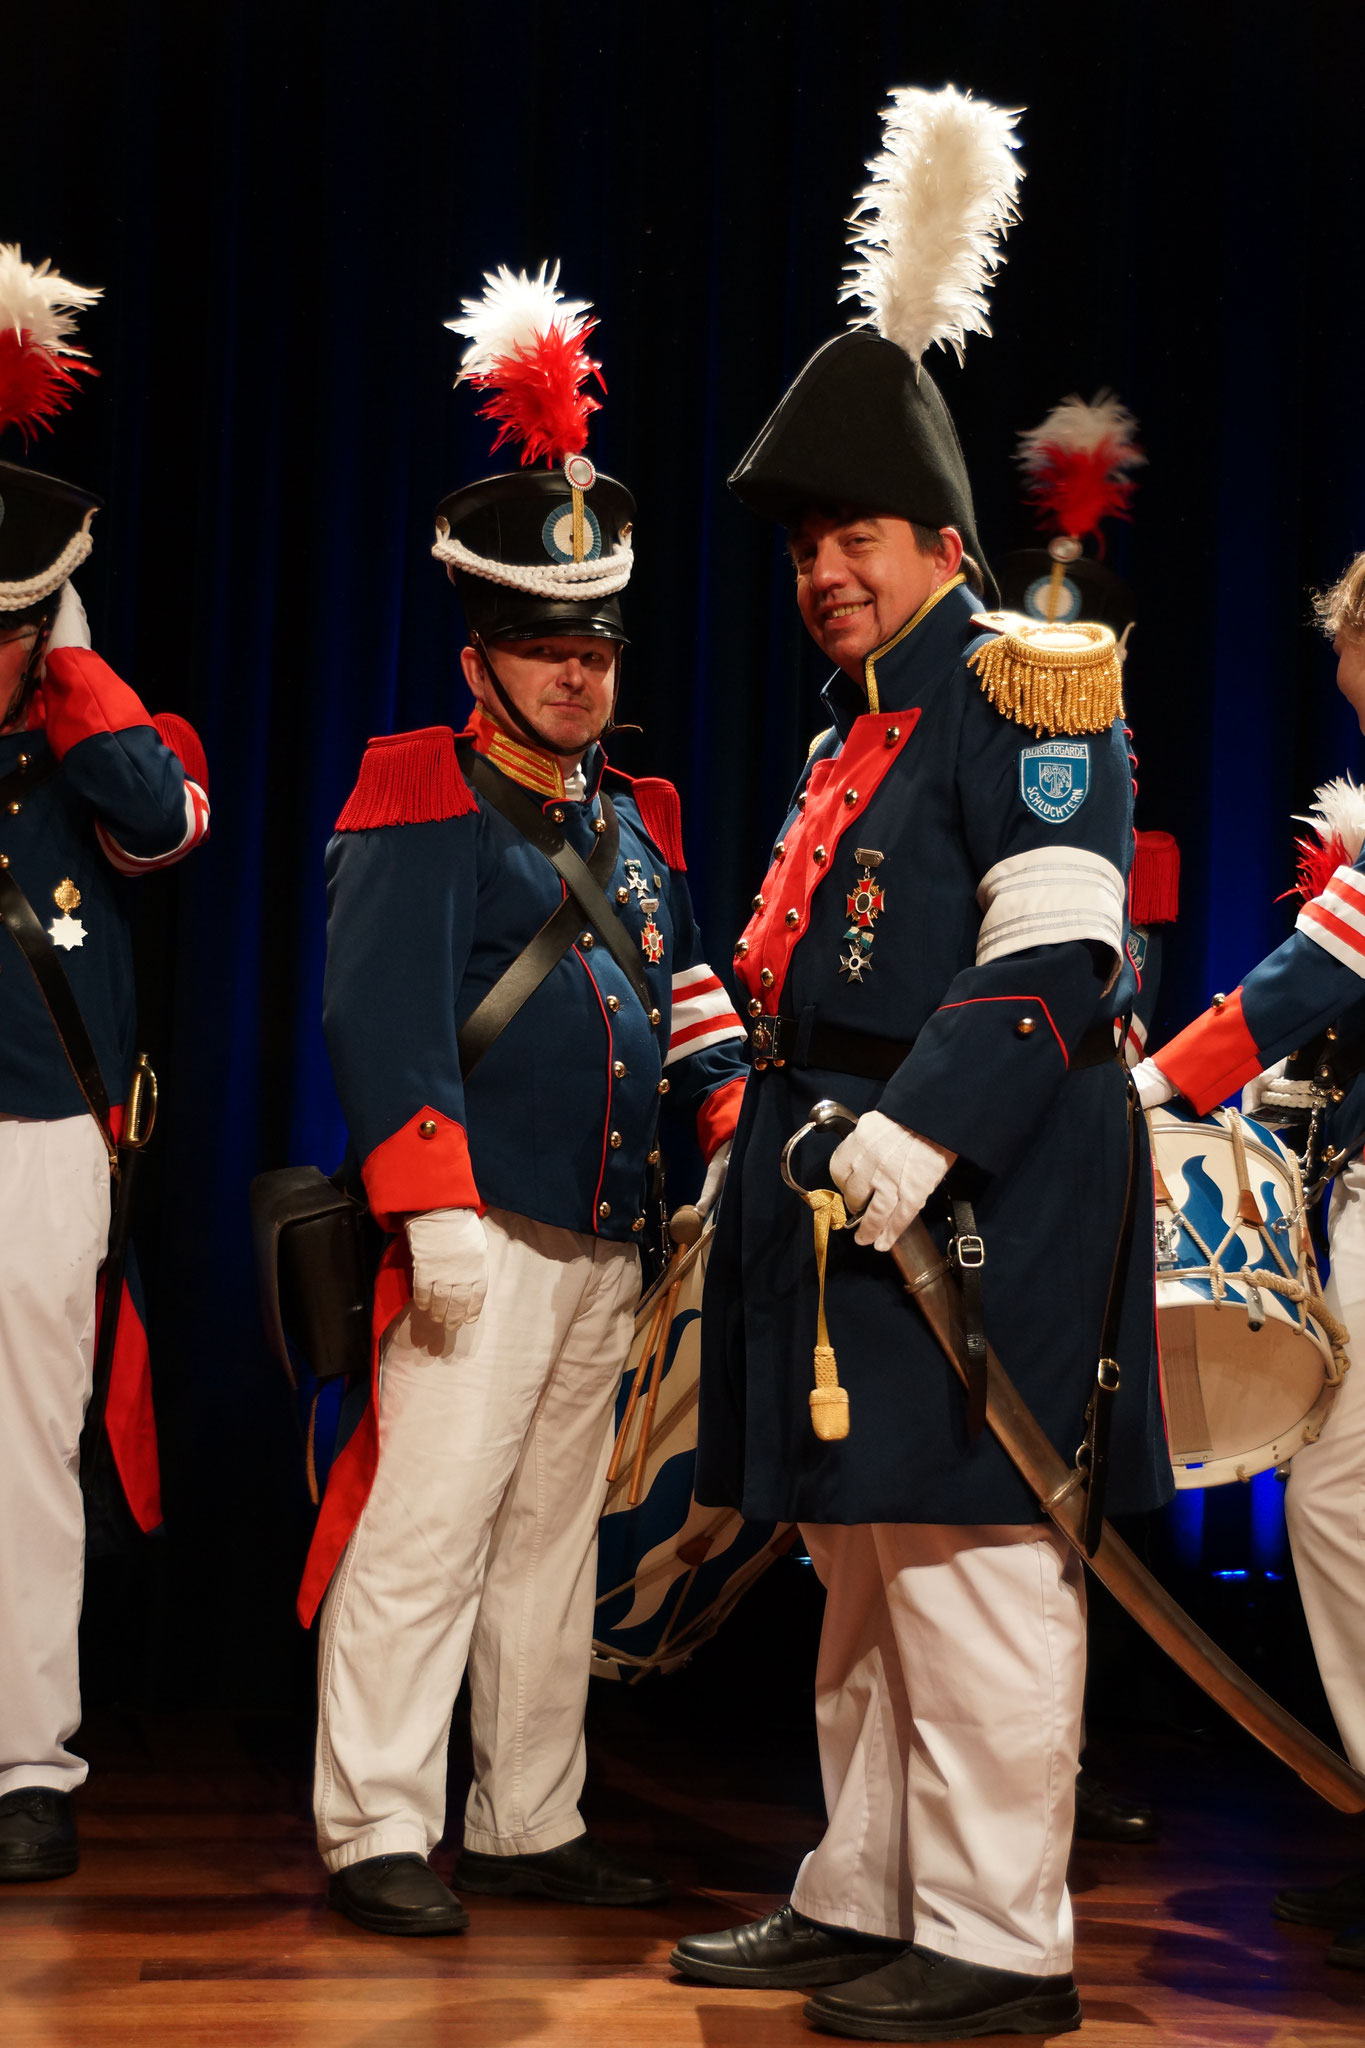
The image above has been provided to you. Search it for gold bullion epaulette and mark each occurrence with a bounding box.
[966,613,1124,737]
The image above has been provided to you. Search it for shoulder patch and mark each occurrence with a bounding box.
[968,616,1123,736]
[335,726,477,833]
[1020,740,1090,824]
[625,775,686,871]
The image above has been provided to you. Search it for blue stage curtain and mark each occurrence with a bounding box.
[8,0,1365,1699]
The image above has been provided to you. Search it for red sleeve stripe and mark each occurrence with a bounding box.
[667,959,743,1065]
[672,963,724,998]
[96,779,211,875]
[1298,867,1365,973]
[666,1014,746,1064]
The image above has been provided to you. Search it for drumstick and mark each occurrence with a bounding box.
[607,1290,670,1484]
[629,1270,686,1506]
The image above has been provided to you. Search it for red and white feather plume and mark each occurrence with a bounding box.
[0,245,100,444]
[1016,392,1144,550]
[1291,776,1365,903]
[445,262,604,470]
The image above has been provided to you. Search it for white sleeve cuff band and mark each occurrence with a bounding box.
[975,845,1127,966]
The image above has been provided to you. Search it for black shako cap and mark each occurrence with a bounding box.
[0,461,100,605]
[728,329,998,607]
[435,469,635,644]
[997,548,1135,637]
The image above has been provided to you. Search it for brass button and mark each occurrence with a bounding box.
[614,1060,627,1078]
[752,893,765,911]
[593,817,607,835]
[7,802,19,816]
[774,839,786,859]
[647,1148,661,1166]
[1327,1026,1339,1042]
[552,807,565,824]
[813,845,826,863]
[734,938,749,957]
[17,753,29,768]
[747,997,763,1017]
[610,1131,623,1149]
[418,1119,438,1138]
[631,1216,646,1233]
[760,968,774,988]
[1212,992,1227,1009]
[1333,1087,1346,1103]
[657,1078,670,1095]
[797,793,808,810]
[607,994,620,1013]
[1014,1016,1037,1039]
[0,855,7,868]
[885,726,900,744]
[844,790,858,807]
[785,908,800,927]
[650,1007,661,1026]
[598,1201,612,1220]
[617,886,630,904]
[580,932,594,949]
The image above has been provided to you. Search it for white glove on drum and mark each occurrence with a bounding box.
[830,1110,957,1253]
[45,580,91,653]
[405,1207,488,1333]
[1131,1057,1176,1112]
[1242,1058,1289,1117]
[697,1137,732,1219]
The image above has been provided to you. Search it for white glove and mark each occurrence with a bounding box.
[405,1207,488,1333]
[45,580,91,653]
[697,1137,732,1219]
[830,1110,956,1253]
[1131,1057,1176,1112]
[1242,1058,1289,1117]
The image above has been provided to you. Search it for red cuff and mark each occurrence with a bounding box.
[697,1074,745,1161]
[361,1107,483,1232]
[41,647,154,758]
[1152,988,1263,1115]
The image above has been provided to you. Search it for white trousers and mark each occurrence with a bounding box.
[314,1207,639,1871]
[791,1521,1087,1976]
[1285,1159,1365,1769]
[0,1114,110,1798]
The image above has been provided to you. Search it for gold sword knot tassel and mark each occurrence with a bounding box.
[809,1187,850,1440]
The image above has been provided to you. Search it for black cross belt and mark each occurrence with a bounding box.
[749,1014,1125,1081]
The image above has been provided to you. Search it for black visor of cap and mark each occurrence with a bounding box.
[0,460,101,602]
[728,329,998,608]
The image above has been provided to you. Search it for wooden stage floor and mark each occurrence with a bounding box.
[3,1687,1365,2048]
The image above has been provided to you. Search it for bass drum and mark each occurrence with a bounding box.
[1149,1103,1348,1488]
[593,1220,795,1682]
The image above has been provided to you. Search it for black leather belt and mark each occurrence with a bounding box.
[749,1013,1123,1079]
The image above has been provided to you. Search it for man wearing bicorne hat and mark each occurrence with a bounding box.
[671,91,1170,2041]
[303,265,747,1937]
[0,247,210,1883]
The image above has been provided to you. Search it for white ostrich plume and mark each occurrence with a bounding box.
[445,261,593,382]
[1298,776,1365,866]
[1016,391,1145,474]
[0,245,101,351]
[840,84,1022,368]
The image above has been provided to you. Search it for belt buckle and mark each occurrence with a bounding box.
[953,1233,985,1270]
[751,1021,772,1056]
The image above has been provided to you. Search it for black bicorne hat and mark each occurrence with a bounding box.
[996,547,1134,638]
[434,468,635,645]
[0,461,100,612]
[729,330,998,608]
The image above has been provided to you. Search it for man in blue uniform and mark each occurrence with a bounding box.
[303,283,747,1936]
[672,88,1170,2041]
[0,459,210,1881]
[1137,548,1365,1972]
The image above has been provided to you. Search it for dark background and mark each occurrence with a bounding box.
[7,0,1365,1722]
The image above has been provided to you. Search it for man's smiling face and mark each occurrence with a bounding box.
[787,510,962,678]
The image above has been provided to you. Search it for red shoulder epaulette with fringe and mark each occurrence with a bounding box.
[1129,829,1180,926]
[607,769,687,871]
[335,726,478,832]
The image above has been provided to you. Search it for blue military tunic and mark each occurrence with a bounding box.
[696,580,1172,1526]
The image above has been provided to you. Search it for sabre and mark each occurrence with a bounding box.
[80,1052,158,1495]
[782,1098,1365,1815]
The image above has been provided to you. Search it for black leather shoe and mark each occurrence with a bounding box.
[455,1832,667,1905]
[804,1946,1081,2041]
[1074,1769,1162,1844]
[1327,1919,1365,1970]
[1273,1867,1365,1929]
[0,1788,78,1882]
[327,1854,469,1935]
[670,1904,906,1988]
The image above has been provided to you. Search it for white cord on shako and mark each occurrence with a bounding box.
[432,530,633,601]
[0,528,94,610]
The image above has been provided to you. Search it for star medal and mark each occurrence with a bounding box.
[623,858,652,903]
[49,877,86,952]
[839,849,883,981]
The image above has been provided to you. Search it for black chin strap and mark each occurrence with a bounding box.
[472,631,624,759]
